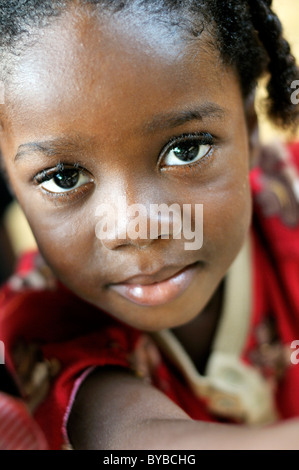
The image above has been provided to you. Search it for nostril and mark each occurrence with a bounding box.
[97,232,154,251]
[94,197,182,250]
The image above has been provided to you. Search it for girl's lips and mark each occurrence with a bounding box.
[109,263,200,306]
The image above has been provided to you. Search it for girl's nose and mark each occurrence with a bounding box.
[95,197,182,251]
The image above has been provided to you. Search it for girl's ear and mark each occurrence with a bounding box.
[245,92,260,169]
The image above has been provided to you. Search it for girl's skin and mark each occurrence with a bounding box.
[1,6,299,449]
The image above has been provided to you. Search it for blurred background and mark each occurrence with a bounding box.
[259,0,299,142]
[0,0,298,283]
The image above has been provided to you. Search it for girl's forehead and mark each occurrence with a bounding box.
[7,6,219,97]
[13,11,211,77]
[2,5,240,145]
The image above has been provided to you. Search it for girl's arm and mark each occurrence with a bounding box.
[67,368,299,450]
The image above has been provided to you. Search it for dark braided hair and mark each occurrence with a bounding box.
[0,0,298,129]
[247,0,299,127]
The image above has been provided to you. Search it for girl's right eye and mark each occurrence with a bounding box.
[34,164,94,200]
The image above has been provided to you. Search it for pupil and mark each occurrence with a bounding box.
[173,143,199,162]
[54,169,79,189]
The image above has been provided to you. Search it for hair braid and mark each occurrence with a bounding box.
[247,0,299,128]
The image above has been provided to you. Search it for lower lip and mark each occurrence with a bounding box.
[109,263,200,307]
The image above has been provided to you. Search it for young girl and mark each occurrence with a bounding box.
[1,0,299,450]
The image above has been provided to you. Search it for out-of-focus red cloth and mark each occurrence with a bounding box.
[0,392,48,450]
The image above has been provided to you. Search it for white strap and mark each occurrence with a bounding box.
[211,235,252,355]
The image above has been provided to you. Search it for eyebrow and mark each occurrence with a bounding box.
[143,102,227,133]
[15,136,92,162]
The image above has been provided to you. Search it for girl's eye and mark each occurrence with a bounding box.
[34,165,93,199]
[40,168,90,193]
[162,134,213,167]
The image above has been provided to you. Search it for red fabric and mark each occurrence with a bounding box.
[246,142,299,419]
[1,142,299,449]
[0,392,48,450]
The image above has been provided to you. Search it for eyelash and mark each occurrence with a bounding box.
[33,162,80,183]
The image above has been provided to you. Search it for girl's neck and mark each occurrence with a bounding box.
[170,280,224,375]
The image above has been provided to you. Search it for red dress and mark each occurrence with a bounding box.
[1,141,299,450]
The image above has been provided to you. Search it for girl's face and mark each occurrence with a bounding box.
[0,7,253,331]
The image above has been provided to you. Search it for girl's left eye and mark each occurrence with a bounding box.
[162,135,213,167]
[34,166,92,194]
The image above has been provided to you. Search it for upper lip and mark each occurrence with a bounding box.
[109,262,199,286]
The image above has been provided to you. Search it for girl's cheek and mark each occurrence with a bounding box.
[200,168,251,251]
[22,205,95,266]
